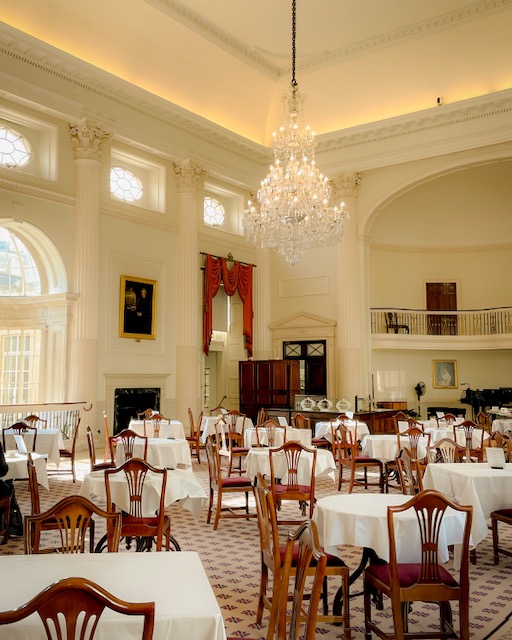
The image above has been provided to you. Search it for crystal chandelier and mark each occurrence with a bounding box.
[243,0,348,265]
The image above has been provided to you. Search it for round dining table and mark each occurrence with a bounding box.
[115,437,192,469]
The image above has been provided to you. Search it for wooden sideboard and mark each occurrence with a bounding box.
[266,408,399,434]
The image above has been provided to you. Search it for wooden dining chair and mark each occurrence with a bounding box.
[255,419,280,448]
[254,474,351,640]
[3,422,38,452]
[24,494,121,554]
[277,519,328,640]
[453,420,484,462]
[186,407,202,463]
[385,425,429,492]
[55,417,80,482]
[86,426,115,472]
[363,489,472,640]
[0,576,155,640]
[291,412,311,430]
[269,441,317,524]
[332,422,384,493]
[24,414,47,429]
[143,412,168,438]
[491,506,512,565]
[205,437,255,530]
[224,410,249,475]
[109,428,147,463]
[137,408,154,420]
[396,448,423,495]
[392,411,409,433]
[427,437,458,464]
[105,457,171,551]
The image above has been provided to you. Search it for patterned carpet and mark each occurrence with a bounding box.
[1,454,512,639]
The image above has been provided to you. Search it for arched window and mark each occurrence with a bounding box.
[0,223,69,404]
[0,227,41,295]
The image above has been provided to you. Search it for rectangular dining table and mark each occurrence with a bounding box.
[0,552,227,640]
[423,462,512,548]
[114,437,192,469]
[80,467,207,519]
[128,419,185,439]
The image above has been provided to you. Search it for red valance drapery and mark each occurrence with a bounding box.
[203,254,253,357]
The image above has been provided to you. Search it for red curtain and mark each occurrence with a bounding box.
[203,254,253,357]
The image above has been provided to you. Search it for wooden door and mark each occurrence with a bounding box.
[426,283,457,335]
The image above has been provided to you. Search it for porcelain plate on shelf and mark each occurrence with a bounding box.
[336,399,352,412]
[300,397,317,411]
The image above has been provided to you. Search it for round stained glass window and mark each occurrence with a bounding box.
[110,167,143,202]
[204,196,225,226]
[0,126,32,168]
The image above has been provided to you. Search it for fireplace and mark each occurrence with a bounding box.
[114,387,161,434]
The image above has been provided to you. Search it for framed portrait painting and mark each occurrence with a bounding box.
[432,360,458,389]
[119,275,157,340]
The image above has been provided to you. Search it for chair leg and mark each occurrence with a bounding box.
[207,488,214,524]
[491,515,500,565]
[256,564,268,625]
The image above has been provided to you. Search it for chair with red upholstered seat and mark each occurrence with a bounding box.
[332,422,383,493]
[55,417,80,482]
[0,576,155,639]
[205,436,255,530]
[453,419,484,462]
[269,441,317,525]
[109,428,147,464]
[363,489,472,640]
[86,426,115,472]
[255,419,281,448]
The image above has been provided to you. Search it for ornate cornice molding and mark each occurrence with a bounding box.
[146,0,512,77]
[317,91,512,156]
[0,177,75,206]
[0,25,269,166]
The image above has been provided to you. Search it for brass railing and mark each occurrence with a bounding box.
[371,308,512,336]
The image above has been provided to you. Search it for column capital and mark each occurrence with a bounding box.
[173,159,206,192]
[330,172,363,201]
[69,118,111,161]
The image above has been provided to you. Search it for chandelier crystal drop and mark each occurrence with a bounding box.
[243,0,348,265]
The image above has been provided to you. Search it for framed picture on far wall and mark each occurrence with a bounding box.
[119,275,157,340]
[432,359,458,389]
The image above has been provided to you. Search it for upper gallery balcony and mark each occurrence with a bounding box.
[371,308,512,350]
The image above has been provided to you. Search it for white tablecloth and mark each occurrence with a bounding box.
[80,467,207,519]
[200,415,254,443]
[2,429,62,467]
[313,493,468,564]
[423,462,512,548]
[115,437,192,469]
[0,553,227,640]
[245,447,336,484]
[3,452,49,490]
[492,419,512,435]
[244,427,311,448]
[315,420,369,442]
[362,434,429,462]
[128,419,185,439]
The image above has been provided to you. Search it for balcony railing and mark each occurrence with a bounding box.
[371,308,512,336]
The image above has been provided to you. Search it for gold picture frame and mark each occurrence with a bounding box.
[119,275,157,340]
[432,360,458,389]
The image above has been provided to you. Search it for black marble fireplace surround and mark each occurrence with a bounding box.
[114,387,160,434]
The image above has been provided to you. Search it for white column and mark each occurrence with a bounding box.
[332,173,370,404]
[174,160,206,426]
[67,120,111,421]
[252,246,272,360]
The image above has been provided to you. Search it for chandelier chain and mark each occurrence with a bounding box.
[291,0,297,87]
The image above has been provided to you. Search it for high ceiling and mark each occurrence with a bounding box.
[1,0,511,145]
